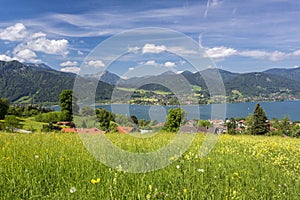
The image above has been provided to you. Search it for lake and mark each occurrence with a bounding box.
[96,100,300,122]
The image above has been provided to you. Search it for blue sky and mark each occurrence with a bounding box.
[1,0,300,75]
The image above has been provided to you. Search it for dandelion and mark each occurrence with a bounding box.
[91,178,100,184]
[69,187,76,193]
[176,165,180,169]
[197,168,204,173]
[146,194,151,199]
[183,188,188,193]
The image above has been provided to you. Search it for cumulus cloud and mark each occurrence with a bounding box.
[0,23,70,62]
[128,67,134,70]
[0,54,18,62]
[60,67,80,74]
[204,46,298,61]
[14,34,69,56]
[86,60,105,68]
[205,46,237,58]
[60,60,78,67]
[128,46,140,53]
[141,60,160,66]
[239,50,288,61]
[0,23,28,41]
[164,61,175,67]
[14,49,41,63]
[142,43,166,54]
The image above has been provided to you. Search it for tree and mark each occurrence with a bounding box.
[250,104,270,135]
[130,115,139,126]
[163,108,186,132]
[95,108,115,132]
[0,98,10,120]
[197,120,211,127]
[59,90,78,121]
[226,118,237,134]
[5,115,22,132]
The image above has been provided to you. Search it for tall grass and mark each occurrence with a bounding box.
[1,132,299,199]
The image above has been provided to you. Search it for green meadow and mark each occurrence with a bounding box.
[1,132,299,199]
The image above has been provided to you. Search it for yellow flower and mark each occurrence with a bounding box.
[91,178,100,184]
[183,188,188,193]
[148,184,152,191]
[146,194,151,199]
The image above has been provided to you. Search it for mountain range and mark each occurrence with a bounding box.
[0,60,300,103]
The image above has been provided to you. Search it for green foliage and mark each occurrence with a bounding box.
[163,108,186,132]
[197,120,211,127]
[0,98,10,119]
[8,104,52,117]
[250,104,270,135]
[35,112,60,123]
[227,118,237,134]
[0,60,114,103]
[59,90,78,121]
[95,108,115,132]
[4,115,22,132]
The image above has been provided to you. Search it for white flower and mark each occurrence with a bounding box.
[197,168,204,173]
[34,155,39,159]
[176,165,180,169]
[70,187,76,193]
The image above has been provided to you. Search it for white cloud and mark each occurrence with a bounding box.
[12,30,69,59]
[142,44,166,54]
[86,60,105,68]
[0,54,17,62]
[239,50,288,61]
[128,67,134,70]
[128,46,140,53]
[164,61,175,67]
[292,50,300,56]
[60,61,78,67]
[0,23,28,41]
[60,67,80,74]
[205,46,237,58]
[142,60,160,66]
[15,49,41,63]
[77,50,83,55]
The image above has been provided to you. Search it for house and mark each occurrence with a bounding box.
[57,121,76,128]
[117,126,135,134]
[61,128,77,133]
[238,120,245,127]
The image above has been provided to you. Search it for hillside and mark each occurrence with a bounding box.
[264,67,300,82]
[1,60,300,103]
[0,60,113,103]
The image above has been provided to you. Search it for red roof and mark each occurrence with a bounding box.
[117,126,134,133]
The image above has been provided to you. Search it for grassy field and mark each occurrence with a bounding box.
[1,132,299,199]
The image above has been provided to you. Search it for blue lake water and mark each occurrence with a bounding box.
[95,100,300,122]
[52,100,300,121]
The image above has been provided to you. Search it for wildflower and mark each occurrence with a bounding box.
[91,178,100,184]
[148,184,152,191]
[176,165,180,169]
[70,187,76,193]
[183,188,188,193]
[234,172,239,177]
[197,168,204,173]
[146,194,151,199]
[34,155,39,159]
